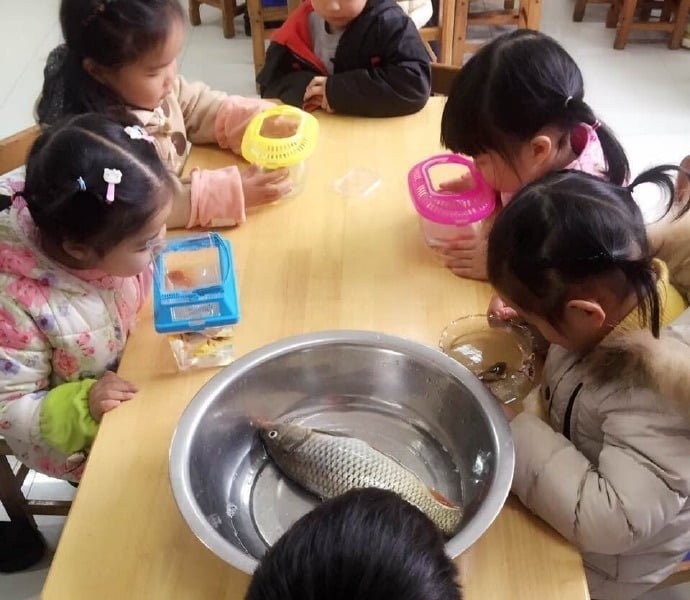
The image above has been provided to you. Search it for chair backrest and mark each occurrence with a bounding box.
[0,125,39,174]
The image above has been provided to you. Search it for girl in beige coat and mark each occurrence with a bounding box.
[487,167,690,600]
[37,0,293,229]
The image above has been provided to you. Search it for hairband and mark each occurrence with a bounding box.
[103,168,122,203]
[592,119,601,130]
[564,96,573,108]
[76,176,86,192]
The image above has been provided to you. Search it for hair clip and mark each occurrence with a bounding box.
[564,96,573,108]
[124,125,155,144]
[103,168,122,203]
[592,119,602,130]
[77,176,86,192]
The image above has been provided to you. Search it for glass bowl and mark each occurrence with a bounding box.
[439,314,537,404]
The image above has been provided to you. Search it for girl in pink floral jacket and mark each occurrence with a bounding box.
[0,114,173,482]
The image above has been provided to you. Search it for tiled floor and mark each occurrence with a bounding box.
[0,1,689,598]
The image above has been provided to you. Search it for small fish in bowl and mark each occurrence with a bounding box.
[439,314,538,404]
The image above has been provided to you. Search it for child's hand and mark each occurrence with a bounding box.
[437,235,489,280]
[487,293,518,322]
[439,174,474,194]
[241,164,292,207]
[259,114,300,139]
[303,77,334,113]
[501,402,518,422]
[88,371,138,422]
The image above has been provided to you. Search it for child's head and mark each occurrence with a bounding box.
[23,113,174,277]
[487,168,685,352]
[38,0,184,123]
[441,30,629,192]
[311,0,368,29]
[245,487,462,600]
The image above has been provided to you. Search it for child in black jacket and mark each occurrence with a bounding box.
[256,0,431,118]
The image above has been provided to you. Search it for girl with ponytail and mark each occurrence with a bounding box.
[438,30,630,280]
[486,166,690,600]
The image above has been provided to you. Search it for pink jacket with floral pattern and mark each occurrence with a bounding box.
[0,199,149,481]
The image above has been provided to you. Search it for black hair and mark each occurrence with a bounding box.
[22,113,173,256]
[37,0,184,124]
[245,488,462,600]
[441,30,630,186]
[487,166,689,338]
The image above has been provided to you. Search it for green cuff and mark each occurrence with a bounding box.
[40,379,99,454]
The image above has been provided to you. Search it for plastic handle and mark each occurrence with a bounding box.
[215,233,231,280]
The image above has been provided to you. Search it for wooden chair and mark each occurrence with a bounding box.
[452,0,542,64]
[573,0,619,26]
[610,0,690,48]
[0,124,72,527]
[189,0,246,38]
[430,63,459,95]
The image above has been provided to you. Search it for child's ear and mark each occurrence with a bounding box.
[82,58,107,84]
[565,299,606,330]
[63,240,98,266]
[527,135,554,168]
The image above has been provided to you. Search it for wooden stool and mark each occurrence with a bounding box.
[573,0,619,26]
[189,0,246,39]
[611,0,690,48]
[453,0,542,64]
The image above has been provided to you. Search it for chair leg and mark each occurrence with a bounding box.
[670,0,690,48]
[606,0,621,27]
[247,0,267,75]
[189,0,202,26]
[221,0,237,38]
[452,0,469,65]
[524,0,542,29]
[0,454,36,528]
[504,0,515,8]
[614,0,638,48]
[438,0,456,64]
[573,0,587,21]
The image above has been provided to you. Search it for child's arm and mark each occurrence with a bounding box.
[257,44,322,108]
[323,18,430,117]
[0,297,131,475]
[175,76,273,148]
[509,388,690,554]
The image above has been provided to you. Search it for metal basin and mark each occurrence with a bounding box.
[169,331,514,574]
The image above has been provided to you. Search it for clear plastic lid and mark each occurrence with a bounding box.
[408,154,496,225]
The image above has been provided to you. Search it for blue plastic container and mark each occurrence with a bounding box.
[153,233,240,334]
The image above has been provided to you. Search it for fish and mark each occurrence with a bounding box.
[477,361,507,383]
[256,420,463,536]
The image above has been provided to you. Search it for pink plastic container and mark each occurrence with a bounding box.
[408,154,496,247]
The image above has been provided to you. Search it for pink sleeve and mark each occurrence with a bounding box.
[214,96,275,155]
[187,167,246,228]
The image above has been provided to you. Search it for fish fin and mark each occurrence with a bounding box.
[429,488,460,509]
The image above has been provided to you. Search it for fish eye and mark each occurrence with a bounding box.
[268,430,278,439]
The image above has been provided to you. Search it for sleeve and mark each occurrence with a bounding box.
[0,295,98,458]
[257,43,320,108]
[214,96,275,155]
[187,166,246,228]
[175,75,228,145]
[510,388,690,555]
[324,16,431,117]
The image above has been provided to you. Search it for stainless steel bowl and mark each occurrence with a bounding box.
[169,331,514,574]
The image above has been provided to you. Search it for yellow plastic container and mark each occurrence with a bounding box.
[241,105,319,198]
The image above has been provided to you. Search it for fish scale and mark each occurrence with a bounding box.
[259,422,463,535]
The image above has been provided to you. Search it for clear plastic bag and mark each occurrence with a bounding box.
[167,326,235,371]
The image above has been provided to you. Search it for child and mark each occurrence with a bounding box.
[256,0,431,118]
[37,0,292,230]
[439,30,629,281]
[0,113,174,483]
[486,168,690,600]
[245,487,462,600]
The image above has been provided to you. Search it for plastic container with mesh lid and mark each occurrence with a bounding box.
[408,154,496,247]
[153,233,240,370]
[241,105,319,198]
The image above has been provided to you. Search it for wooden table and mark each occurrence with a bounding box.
[42,97,589,600]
